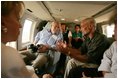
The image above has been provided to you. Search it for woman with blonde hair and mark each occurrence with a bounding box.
[1,1,38,78]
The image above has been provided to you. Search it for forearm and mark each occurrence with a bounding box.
[33,40,38,45]
[66,47,88,62]
[102,71,116,78]
[56,41,88,63]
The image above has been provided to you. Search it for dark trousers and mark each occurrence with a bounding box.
[53,53,66,77]
[68,66,103,78]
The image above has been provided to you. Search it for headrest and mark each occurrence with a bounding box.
[43,22,52,30]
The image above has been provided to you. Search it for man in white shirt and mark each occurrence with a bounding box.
[98,14,117,78]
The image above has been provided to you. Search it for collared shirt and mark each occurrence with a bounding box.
[34,29,63,47]
[34,29,63,66]
[72,31,82,38]
[98,41,117,78]
[80,31,110,65]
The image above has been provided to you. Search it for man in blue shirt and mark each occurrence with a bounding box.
[32,21,63,72]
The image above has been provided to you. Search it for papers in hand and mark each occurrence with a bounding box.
[47,35,57,46]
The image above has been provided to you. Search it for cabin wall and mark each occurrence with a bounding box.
[18,11,42,50]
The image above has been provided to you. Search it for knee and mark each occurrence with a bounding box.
[26,65,35,75]
[33,55,47,65]
[39,55,47,61]
[66,59,76,68]
[35,55,47,62]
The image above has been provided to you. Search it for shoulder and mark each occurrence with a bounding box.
[111,41,117,46]
[1,44,32,77]
[96,32,105,38]
[1,43,25,67]
[42,29,51,34]
[104,41,117,57]
[108,41,117,50]
[95,32,108,42]
[1,43,18,55]
[35,31,41,37]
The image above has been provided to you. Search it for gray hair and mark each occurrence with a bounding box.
[51,21,60,26]
[81,17,96,29]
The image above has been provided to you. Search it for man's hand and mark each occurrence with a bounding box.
[56,41,68,55]
[38,45,49,53]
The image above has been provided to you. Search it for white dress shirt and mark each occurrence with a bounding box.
[98,41,117,78]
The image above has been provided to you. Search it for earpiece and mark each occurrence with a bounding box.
[2,26,8,33]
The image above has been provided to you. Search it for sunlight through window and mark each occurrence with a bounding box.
[102,24,115,38]
[22,19,33,43]
[6,42,16,49]
[106,24,115,37]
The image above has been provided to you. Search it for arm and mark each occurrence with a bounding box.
[2,46,37,78]
[33,32,40,45]
[56,41,89,63]
[98,48,112,72]
[56,35,110,64]
[68,47,89,62]
[98,42,117,78]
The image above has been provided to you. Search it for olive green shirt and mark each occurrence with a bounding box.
[80,31,110,65]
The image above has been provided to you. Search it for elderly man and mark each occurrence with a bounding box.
[56,17,110,77]
[32,21,63,73]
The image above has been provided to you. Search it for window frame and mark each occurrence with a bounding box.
[102,23,115,38]
[21,18,33,44]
